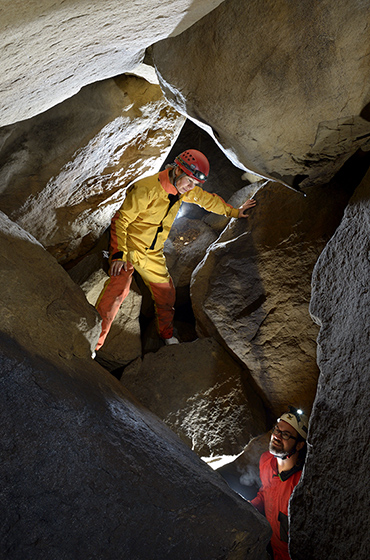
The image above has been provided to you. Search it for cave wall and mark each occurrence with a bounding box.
[1,0,370,558]
[0,75,185,263]
[289,166,370,560]
[153,0,370,188]
[0,0,225,126]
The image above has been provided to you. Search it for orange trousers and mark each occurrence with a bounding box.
[95,249,175,351]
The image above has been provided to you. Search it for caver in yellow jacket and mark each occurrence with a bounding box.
[111,168,239,265]
[95,168,239,350]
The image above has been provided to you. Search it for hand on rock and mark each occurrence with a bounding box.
[238,198,257,218]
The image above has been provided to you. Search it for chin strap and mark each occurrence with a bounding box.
[285,445,298,459]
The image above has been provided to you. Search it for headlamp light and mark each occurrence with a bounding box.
[176,156,208,182]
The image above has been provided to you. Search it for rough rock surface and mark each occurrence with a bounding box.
[0,333,271,560]
[289,169,370,559]
[153,0,370,188]
[0,207,271,559]
[120,338,267,457]
[0,75,185,263]
[0,211,100,361]
[191,179,355,415]
[0,0,225,126]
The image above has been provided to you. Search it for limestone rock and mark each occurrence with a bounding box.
[0,211,100,362]
[0,75,185,263]
[120,338,267,457]
[153,0,370,188]
[289,168,370,559]
[0,0,225,126]
[191,179,355,415]
[0,332,271,560]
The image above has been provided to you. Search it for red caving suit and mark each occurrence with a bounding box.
[251,451,303,560]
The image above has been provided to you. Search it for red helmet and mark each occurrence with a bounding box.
[174,149,209,183]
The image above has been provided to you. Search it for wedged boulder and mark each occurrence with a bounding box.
[0,333,271,560]
[0,211,100,362]
[153,0,370,188]
[0,75,185,263]
[191,179,355,415]
[120,338,267,458]
[289,169,370,559]
[0,0,225,126]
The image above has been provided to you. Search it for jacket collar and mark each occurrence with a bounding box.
[271,455,303,481]
[158,168,178,195]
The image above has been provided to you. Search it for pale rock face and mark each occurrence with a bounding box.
[0,211,100,362]
[0,75,185,262]
[120,338,267,457]
[289,168,370,560]
[191,179,355,415]
[0,0,225,126]
[153,0,370,188]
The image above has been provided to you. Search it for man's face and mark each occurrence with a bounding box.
[269,419,299,459]
[175,167,199,194]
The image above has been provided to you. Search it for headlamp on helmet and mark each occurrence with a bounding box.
[174,149,210,184]
[278,405,309,440]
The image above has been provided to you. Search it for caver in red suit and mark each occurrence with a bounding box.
[251,406,308,560]
[251,451,303,560]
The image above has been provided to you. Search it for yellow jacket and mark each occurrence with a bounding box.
[111,168,239,262]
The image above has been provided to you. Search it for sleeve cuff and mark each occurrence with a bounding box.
[112,251,124,261]
[229,207,239,218]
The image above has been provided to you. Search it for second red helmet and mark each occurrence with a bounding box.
[174,149,210,183]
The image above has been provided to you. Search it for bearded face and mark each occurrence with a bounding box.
[269,420,299,459]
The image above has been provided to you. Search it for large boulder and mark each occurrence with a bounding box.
[289,169,370,559]
[191,178,355,415]
[153,0,370,188]
[0,211,100,362]
[120,338,267,458]
[0,209,271,559]
[0,0,225,126]
[0,333,271,560]
[0,75,185,263]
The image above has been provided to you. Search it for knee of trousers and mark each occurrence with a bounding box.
[148,279,176,309]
